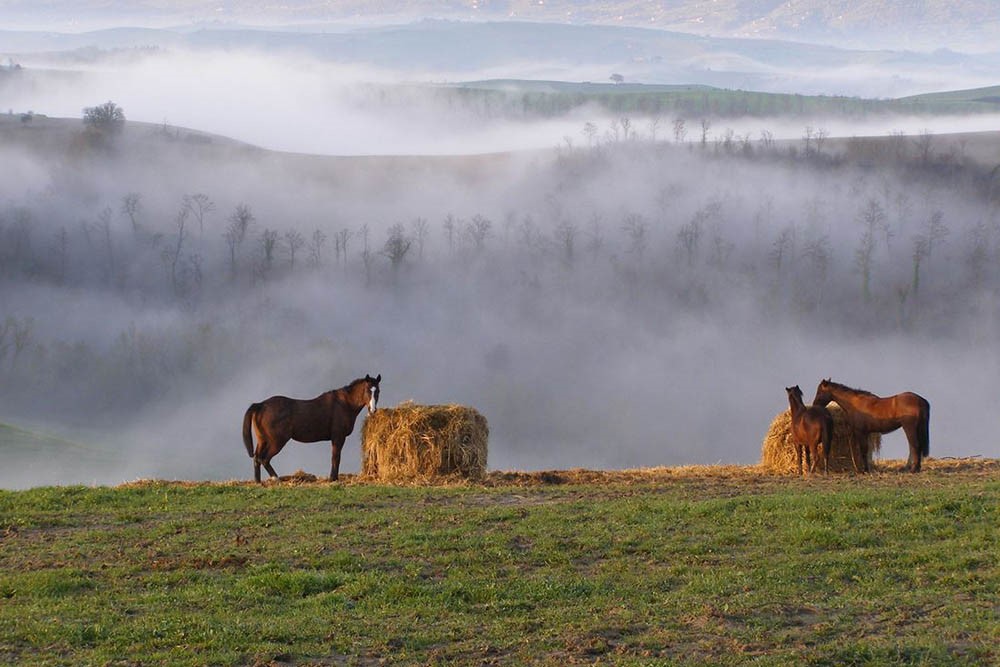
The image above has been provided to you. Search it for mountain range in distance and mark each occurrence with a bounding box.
[1,0,998,51]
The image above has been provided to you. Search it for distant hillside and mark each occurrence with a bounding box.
[1,0,998,50]
[3,22,1000,98]
[449,80,1000,118]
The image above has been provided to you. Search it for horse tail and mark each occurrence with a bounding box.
[243,403,261,459]
[920,401,930,458]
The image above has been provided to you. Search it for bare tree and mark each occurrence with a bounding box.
[183,193,215,237]
[619,117,633,142]
[677,216,703,267]
[699,119,711,148]
[914,130,934,165]
[621,213,647,262]
[121,193,142,236]
[335,228,353,268]
[647,116,661,143]
[465,215,492,253]
[814,128,829,155]
[802,234,831,284]
[855,198,885,301]
[582,122,598,147]
[411,217,429,260]
[383,223,412,274]
[260,228,278,277]
[759,129,774,150]
[672,118,687,143]
[284,229,305,270]
[223,203,254,280]
[771,227,795,277]
[308,229,327,269]
[161,204,188,295]
[553,219,577,268]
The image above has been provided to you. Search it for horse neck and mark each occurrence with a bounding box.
[341,381,369,411]
[787,393,804,415]
[827,385,865,411]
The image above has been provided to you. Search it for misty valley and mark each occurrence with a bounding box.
[2,97,998,488]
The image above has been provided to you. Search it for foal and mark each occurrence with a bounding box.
[785,385,832,476]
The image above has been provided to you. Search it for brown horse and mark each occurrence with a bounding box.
[785,385,832,476]
[813,378,929,473]
[242,374,381,482]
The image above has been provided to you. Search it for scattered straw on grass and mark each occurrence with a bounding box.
[360,402,488,483]
[761,404,881,474]
[115,457,998,489]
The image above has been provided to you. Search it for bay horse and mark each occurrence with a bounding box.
[242,374,381,482]
[813,378,929,473]
[785,385,832,476]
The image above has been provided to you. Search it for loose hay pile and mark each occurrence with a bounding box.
[361,402,488,482]
[761,404,881,474]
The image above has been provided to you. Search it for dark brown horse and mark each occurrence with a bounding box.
[813,378,929,473]
[785,385,832,476]
[242,374,381,482]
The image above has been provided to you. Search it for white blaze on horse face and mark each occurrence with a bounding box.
[369,386,378,414]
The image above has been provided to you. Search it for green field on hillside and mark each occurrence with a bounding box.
[447,80,1000,118]
[1,462,996,665]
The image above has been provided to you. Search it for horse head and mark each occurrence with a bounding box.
[364,373,382,414]
[785,385,804,405]
[813,378,833,407]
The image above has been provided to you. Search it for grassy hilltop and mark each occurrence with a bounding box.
[1,460,997,665]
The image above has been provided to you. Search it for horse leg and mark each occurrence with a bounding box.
[860,437,871,473]
[902,422,921,473]
[330,437,345,482]
[254,439,282,482]
[796,443,804,476]
[253,441,267,483]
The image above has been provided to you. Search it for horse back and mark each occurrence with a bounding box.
[257,393,349,443]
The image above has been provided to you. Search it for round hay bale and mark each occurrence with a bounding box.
[361,402,488,482]
[761,403,881,474]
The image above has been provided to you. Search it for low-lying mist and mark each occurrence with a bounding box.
[5,48,1000,157]
[2,108,999,488]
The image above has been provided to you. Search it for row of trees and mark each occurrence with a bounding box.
[2,177,993,324]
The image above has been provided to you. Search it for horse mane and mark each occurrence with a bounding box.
[341,377,368,392]
[826,380,878,398]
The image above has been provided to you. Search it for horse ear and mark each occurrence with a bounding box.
[376,374,381,383]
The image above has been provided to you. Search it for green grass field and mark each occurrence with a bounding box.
[1,461,997,666]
